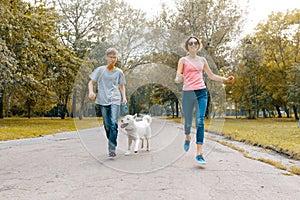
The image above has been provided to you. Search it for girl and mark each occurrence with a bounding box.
[175,36,234,164]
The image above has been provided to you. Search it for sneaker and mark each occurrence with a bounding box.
[195,154,206,164]
[184,140,190,152]
[108,152,116,157]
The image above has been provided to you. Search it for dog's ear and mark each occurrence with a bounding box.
[133,113,137,118]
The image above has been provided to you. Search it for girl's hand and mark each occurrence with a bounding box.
[175,73,183,83]
[225,76,235,83]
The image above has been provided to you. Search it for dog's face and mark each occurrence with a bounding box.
[120,114,137,128]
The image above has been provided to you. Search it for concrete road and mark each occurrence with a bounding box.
[0,118,299,200]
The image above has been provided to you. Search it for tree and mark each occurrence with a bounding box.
[254,9,300,118]
[172,0,245,67]
[0,38,17,118]
[286,66,300,120]
[53,0,106,118]
[231,37,264,119]
[103,0,149,69]
[151,84,179,117]
[0,0,80,118]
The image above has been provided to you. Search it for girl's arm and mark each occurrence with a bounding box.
[175,57,185,83]
[203,57,234,83]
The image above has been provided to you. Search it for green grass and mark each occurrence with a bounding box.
[207,132,299,175]
[208,118,300,160]
[0,117,102,141]
[257,158,287,170]
[289,165,300,175]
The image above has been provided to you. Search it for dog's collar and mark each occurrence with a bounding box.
[125,128,134,131]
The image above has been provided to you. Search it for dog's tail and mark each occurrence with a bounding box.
[142,115,152,125]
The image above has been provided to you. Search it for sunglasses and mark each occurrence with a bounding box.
[188,41,199,46]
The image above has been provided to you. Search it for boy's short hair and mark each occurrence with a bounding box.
[105,47,118,55]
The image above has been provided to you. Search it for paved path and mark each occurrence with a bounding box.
[0,118,300,200]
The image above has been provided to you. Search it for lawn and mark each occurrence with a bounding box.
[0,117,102,141]
[207,118,300,160]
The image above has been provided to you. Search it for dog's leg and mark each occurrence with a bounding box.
[125,136,132,156]
[133,137,140,153]
[146,137,150,151]
[141,138,144,149]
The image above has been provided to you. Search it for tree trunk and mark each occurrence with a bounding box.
[262,108,268,118]
[71,88,77,118]
[79,101,84,120]
[60,104,66,119]
[27,101,31,119]
[61,94,69,119]
[248,108,255,119]
[79,85,88,120]
[284,106,290,118]
[0,98,3,119]
[235,101,238,119]
[0,91,3,119]
[175,99,179,118]
[275,105,282,118]
[293,105,299,120]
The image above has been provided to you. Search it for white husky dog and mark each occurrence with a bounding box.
[120,114,152,155]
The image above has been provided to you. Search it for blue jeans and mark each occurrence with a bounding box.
[182,89,208,144]
[98,104,120,152]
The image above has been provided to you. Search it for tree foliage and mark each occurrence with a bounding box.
[0,0,80,118]
[231,9,300,119]
[171,0,245,67]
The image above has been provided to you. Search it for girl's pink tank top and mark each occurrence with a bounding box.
[183,57,206,91]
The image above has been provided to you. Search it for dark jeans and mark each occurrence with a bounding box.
[95,104,120,152]
[182,88,208,144]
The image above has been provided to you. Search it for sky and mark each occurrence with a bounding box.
[124,0,300,35]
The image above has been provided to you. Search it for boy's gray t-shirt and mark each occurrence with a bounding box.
[89,66,126,106]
